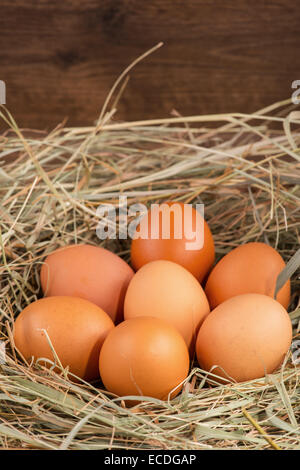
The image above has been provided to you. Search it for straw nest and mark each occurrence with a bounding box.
[0,94,299,450]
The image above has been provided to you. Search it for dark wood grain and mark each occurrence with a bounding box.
[0,0,299,130]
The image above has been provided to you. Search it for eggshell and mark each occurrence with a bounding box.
[205,242,291,309]
[99,316,190,401]
[40,244,134,324]
[196,293,293,383]
[131,201,215,282]
[13,296,114,381]
[124,260,210,355]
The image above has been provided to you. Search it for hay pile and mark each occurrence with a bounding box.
[0,96,299,450]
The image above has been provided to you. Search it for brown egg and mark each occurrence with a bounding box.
[13,296,114,381]
[205,242,291,309]
[124,260,210,355]
[131,201,215,282]
[196,293,293,383]
[40,244,134,324]
[99,316,190,402]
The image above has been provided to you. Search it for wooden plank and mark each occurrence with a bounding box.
[0,0,299,130]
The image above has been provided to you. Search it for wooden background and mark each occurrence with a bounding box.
[0,0,300,130]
